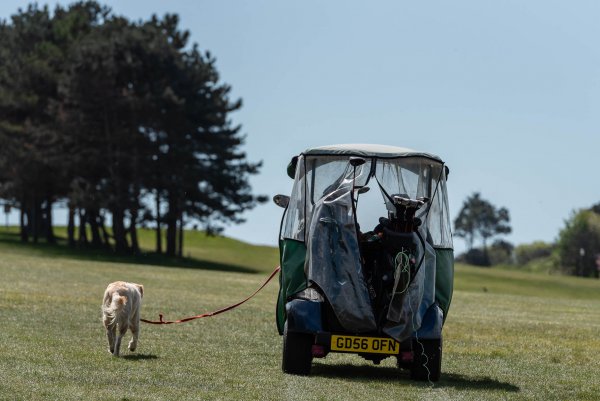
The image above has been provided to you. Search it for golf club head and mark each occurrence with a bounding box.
[349,157,366,167]
[273,194,290,208]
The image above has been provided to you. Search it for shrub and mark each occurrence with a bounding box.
[488,239,514,265]
[557,209,600,278]
[456,248,491,266]
[515,241,555,266]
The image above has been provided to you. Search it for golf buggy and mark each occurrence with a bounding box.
[273,144,454,381]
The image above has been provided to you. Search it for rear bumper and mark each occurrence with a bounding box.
[285,298,444,341]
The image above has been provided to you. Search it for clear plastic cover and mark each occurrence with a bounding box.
[304,162,377,332]
[281,153,452,340]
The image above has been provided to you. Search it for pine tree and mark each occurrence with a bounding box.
[0,4,265,256]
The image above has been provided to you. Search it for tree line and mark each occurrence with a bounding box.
[0,2,265,256]
[454,192,599,278]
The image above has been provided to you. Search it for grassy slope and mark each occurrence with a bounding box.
[0,228,599,400]
[0,226,280,274]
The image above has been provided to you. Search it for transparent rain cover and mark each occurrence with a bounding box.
[305,161,377,333]
[286,153,451,340]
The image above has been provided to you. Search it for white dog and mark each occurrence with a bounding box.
[102,281,144,356]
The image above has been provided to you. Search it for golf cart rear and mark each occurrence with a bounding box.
[274,144,454,381]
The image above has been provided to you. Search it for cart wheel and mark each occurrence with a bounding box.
[282,322,313,375]
[410,338,442,382]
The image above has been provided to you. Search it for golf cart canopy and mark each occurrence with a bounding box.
[302,144,443,163]
[277,144,453,341]
[284,144,452,248]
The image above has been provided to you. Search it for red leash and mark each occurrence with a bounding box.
[140,265,281,325]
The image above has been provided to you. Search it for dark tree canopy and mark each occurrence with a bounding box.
[454,192,511,265]
[0,2,265,255]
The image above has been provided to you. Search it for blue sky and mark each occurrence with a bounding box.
[1,1,599,252]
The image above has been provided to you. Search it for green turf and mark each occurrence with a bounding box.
[0,227,599,400]
[0,226,280,274]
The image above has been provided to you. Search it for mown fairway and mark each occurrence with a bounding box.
[0,229,599,400]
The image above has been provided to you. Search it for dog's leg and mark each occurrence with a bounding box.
[128,323,139,352]
[113,328,125,357]
[113,336,121,356]
[113,322,130,357]
[104,316,116,354]
[128,310,140,352]
[107,327,116,354]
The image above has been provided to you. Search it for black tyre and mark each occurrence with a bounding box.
[282,322,314,375]
[410,338,442,382]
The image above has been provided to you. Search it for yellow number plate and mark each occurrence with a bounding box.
[330,335,400,355]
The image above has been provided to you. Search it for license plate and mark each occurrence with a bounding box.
[330,335,400,355]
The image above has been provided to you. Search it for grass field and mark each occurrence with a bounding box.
[0,227,599,400]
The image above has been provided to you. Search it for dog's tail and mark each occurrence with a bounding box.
[104,294,128,327]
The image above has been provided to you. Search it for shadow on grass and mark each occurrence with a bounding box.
[311,363,519,392]
[121,354,159,361]
[0,231,258,274]
[311,362,408,382]
[437,373,519,392]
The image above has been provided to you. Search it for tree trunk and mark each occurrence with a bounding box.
[44,199,55,244]
[165,191,179,257]
[129,208,140,255]
[32,195,40,244]
[112,208,129,253]
[155,190,162,254]
[88,209,103,248]
[166,214,177,257]
[67,204,75,247]
[177,214,184,258]
[25,209,33,242]
[19,201,28,242]
[482,237,490,266]
[99,214,111,248]
[78,208,88,246]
